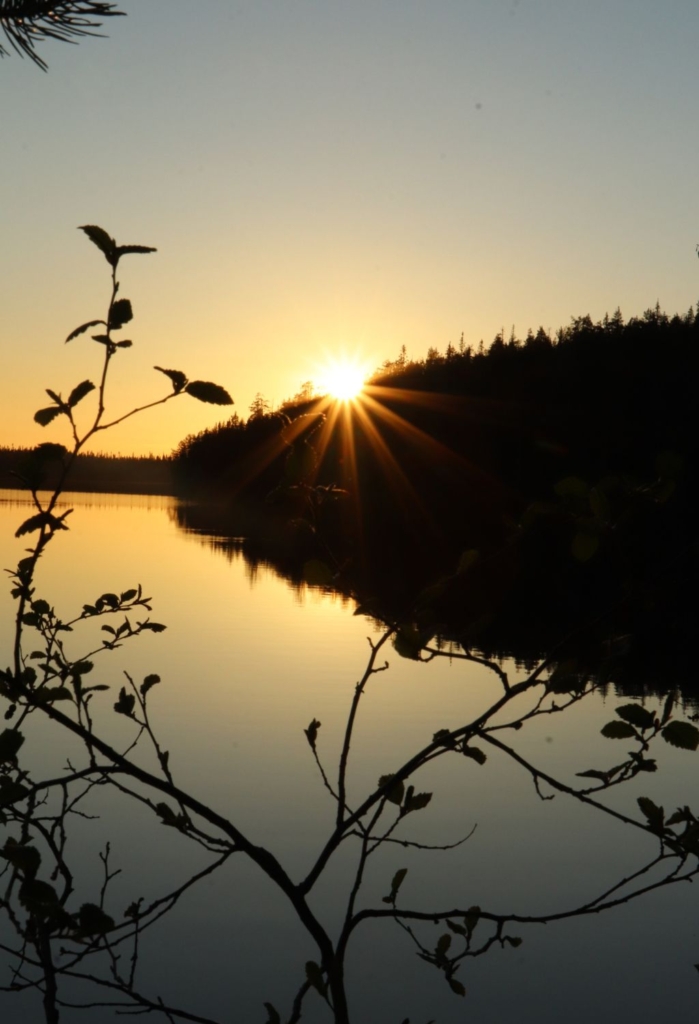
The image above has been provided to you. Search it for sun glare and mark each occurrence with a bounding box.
[317,360,367,402]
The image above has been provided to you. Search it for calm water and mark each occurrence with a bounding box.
[0,491,697,1023]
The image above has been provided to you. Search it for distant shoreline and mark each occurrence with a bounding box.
[0,448,175,497]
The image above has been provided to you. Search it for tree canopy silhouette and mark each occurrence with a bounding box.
[0,1,124,70]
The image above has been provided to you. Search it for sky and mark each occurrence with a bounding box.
[2,0,698,456]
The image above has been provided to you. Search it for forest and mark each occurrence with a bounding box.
[0,449,172,495]
[172,305,696,697]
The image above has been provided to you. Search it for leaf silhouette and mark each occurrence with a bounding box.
[34,406,63,427]
[68,380,95,408]
[615,703,655,730]
[378,774,404,805]
[601,720,636,739]
[637,796,665,831]
[154,367,187,393]
[185,380,234,405]
[113,687,136,717]
[15,512,70,538]
[109,298,133,329]
[0,729,25,764]
[116,243,157,258]
[79,225,117,265]
[462,744,487,765]
[65,319,106,343]
[140,674,160,697]
[76,903,115,936]
[661,721,699,751]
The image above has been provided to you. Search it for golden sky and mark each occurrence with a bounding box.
[2,1,698,455]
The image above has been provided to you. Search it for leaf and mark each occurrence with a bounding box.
[140,674,160,697]
[436,933,452,958]
[571,531,599,562]
[0,838,40,878]
[305,961,326,997]
[576,769,611,782]
[304,718,321,750]
[448,978,466,996]
[71,661,94,675]
[548,658,583,694]
[32,599,50,615]
[463,906,480,938]
[34,406,63,427]
[263,1005,281,1024]
[113,687,136,718]
[662,721,699,751]
[462,744,487,765]
[457,549,479,573]
[155,803,187,829]
[65,319,106,343]
[116,339,133,348]
[0,778,29,807]
[116,243,157,259]
[666,808,692,827]
[638,796,665,832]
[79,225,117,265]
[601,721,636,739]
[403,790,432,813]
[382,867,408,904]
[378,774,404,806]
[68,380,96,408]
[32,687,73,705]
[615,703,655,730]
[139,621,167,633]
[20,878,60,914]
[154,367,187,393]
[353,599,377,617]
[0,729,25,763]
[303,559,333,586]
[15,511,70,538]
[661,693,675,725]
[109,298,133,330]
[185,380,234,405]
[554,476,589,500]
[76,902,115,935]
[504,936,523,948]
[393,624,431,660]
[121,589,138,602]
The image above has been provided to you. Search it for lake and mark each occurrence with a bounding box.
[1,490,697,1023]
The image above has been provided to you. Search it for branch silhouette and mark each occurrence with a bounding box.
[1,228,697,1023]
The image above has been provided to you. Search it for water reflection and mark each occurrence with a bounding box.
[1,492,698,1023]
[172,498,697,705]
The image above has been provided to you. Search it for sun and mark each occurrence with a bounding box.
[316,359,367,402]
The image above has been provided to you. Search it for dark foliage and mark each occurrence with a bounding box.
[0,1,124,70]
